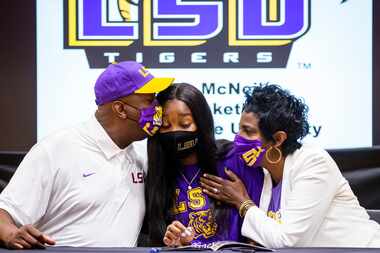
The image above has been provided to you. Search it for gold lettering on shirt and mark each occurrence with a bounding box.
[188,209,217,239]
[187,187,206,210]
[172,188,187,214]
[267,210,282,224]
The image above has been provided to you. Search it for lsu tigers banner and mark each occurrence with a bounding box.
[37,0,373,149]
[64,0,310,68]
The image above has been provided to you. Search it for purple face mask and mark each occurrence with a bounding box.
[139,100,163,136]
[123,100,163,136]
[234,134,266,167]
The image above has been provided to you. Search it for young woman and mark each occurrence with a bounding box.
[144,83,264,247]
[201,84,380,248]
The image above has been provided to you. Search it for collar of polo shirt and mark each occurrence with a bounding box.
[88,115,132,159]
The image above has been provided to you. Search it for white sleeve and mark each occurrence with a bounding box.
[241,152,339,248]
[0,143,55,226]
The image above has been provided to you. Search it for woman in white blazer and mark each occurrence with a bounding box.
[200,84,380,248]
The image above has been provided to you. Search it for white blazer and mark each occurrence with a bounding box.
[241,144,380,248]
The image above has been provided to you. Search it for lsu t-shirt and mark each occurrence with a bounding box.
[267,181,282,223]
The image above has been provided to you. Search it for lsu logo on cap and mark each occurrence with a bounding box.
[64,0,310,68]
[139,67,150,77]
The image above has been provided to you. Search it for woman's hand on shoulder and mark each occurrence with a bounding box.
[200,167,251,209]
[163,221,194,247]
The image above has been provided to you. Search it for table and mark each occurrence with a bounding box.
[0,247,378,253]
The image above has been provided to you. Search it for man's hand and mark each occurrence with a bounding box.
[200,167,252,209]
[4,224,55,249]
[163,221,194,247]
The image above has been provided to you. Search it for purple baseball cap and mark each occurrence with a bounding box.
[94,61,174,105]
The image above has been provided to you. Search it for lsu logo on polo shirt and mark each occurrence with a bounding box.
[64,0,310,68]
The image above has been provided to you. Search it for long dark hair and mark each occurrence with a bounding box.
[145,83,218,246]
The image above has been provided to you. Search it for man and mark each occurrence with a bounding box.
[0,61,173,249]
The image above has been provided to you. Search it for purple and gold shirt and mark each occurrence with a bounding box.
[216,147,264,242]
[171,146,264,245]
[172,164,220,245]
[267,181,282,223]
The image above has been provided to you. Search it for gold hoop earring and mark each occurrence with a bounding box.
[265,146,282,164]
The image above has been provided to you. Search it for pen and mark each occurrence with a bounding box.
[149,247,161,253]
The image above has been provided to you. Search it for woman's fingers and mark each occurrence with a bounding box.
[163,236,173,246]
[202,174,225,184]
[180,227,194,245]
[165,230,179,241]
[164,220,193,246]
[168,224,182,237]
[164,227,181,247]
[202,188,223,201]
[200,181,221,195]
[224,167,241,182]
[172,221,188,235]
[200,177,222,189]
[201,171,249,208]
[163,232,179,247]
[173,221,194,238]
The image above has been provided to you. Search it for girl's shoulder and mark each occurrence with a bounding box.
[215,139,234,159]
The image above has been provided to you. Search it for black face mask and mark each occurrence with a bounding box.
[159,131,199,158]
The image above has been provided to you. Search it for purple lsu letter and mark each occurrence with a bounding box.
[153,0,221,39]
[240,0,307,38]
[82,0,136,37]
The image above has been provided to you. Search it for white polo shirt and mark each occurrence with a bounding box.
[0,116,147,247]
